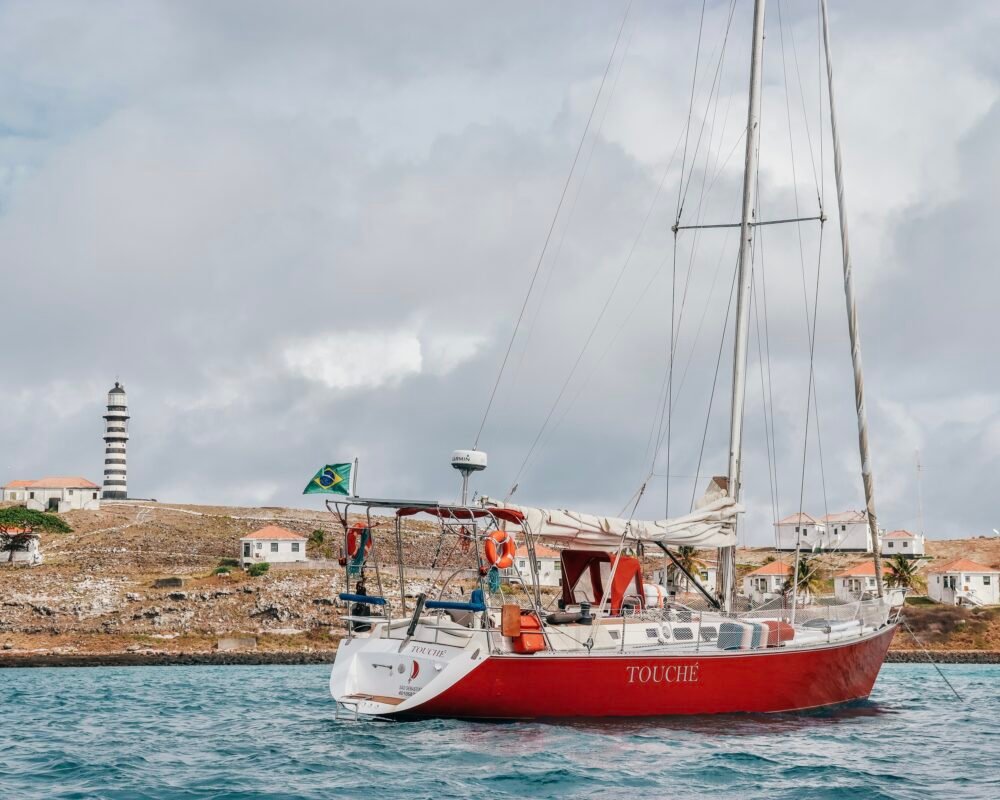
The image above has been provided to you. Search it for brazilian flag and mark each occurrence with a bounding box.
[303,463,353,495]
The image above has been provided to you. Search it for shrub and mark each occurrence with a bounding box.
[218,558,239,568]
[247,562,270,577]
[309,529,325,546]
[214,567,231,575]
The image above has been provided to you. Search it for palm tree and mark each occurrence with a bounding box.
[672,546,707,593]
[782,556,824,603]
[886,554,925,592]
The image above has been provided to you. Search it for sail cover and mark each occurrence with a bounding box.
[484,494,742,549]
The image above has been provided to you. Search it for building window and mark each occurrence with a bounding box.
[270,542,279,553]
[93,492,98,499]
[519,559,526,569]
[291,542,300,553]
[887,542,894,548]
[29,492,35,499]
[985,576,992,586]
[256,542,262,550]
[69,489,74,495]
[794,526,800,532]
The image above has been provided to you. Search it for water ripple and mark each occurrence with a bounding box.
[0,664,997,799]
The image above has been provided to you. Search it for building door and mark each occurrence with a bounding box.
[47,497,59,511]
[243,542,251,559]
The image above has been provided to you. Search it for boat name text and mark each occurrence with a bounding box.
[409,645,448,658]
[626,663,700,684]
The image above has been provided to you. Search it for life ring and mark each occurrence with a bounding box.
[347,525,373,559]
[484,529,516,569]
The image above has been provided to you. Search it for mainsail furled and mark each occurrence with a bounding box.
[484,494,742,550]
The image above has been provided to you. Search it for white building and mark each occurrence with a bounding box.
[880,529,926,558]
[822,511,874,551]
[102,381,129,500]
[650,560,718,597]
[773,510,875,552]
[774,513,825,551]
[2,477,101,512]
[742,561,792,605]
[505,544,561,587]
[240,526,309,566]
[0,530,42,565]
[834,561,891,602]
[927,558,999,606]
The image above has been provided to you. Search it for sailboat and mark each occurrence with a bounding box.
[327,0,899,720]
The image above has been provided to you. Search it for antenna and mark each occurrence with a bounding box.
[451,450,487,505]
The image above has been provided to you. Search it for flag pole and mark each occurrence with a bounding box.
[353,458,359,497]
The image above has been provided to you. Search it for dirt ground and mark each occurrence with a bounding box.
[1,501,997,657]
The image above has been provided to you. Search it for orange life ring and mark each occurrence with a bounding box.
[347,525,373,559]
[484,529,516,569]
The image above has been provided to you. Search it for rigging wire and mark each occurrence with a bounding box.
[473,0,633,449]
[674,0,708,224]
[675,0,739,225]
[777,0,831,527]
[505,122,691,491]
[510,12,638,384]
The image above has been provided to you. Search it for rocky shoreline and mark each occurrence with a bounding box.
[1,648,997,668]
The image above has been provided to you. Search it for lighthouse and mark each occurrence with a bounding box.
[102,381,129,500]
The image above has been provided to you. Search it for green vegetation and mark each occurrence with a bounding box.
[213,567,231,575]
[905,595,935,606]
[218,558,239,568]
[247,562,270,577]
[309,529,325,546]
[886,554,926,592]
[671,546,707,592]
[0,507,72,561]
[782,556,824,599]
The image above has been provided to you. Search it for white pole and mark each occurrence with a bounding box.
[720,0,767,613]
[820,0,884,596]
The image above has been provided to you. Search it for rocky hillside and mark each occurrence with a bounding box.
[1,501,997,659]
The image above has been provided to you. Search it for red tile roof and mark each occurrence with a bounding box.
[775,513,820,525]
[745,561,792,577]
[514,544,561,559]
[884,529,916,539]
[836,561,891,578]
[822,511,867,523]
[926,558,996,574]
[3,477,99,489]
[241,525,308,541]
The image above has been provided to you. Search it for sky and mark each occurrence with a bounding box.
[0,0,997,544]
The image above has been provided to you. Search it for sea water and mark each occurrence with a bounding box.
[0,664,996,799]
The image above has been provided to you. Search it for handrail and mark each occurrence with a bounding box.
[338,592,386,606]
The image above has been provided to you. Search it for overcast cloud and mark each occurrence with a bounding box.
[1,0,997,543]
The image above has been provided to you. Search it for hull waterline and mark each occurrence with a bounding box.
[386,625,896,720]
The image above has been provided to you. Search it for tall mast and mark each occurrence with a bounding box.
[719,0,766,612]
[820,0,884,595]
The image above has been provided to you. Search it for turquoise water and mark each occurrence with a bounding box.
[0,664,996,799]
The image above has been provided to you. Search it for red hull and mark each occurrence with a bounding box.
[405,625,896,719]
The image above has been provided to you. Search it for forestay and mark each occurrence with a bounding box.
[484,494,742,550]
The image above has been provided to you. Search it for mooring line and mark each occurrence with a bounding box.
[901,619,962,701]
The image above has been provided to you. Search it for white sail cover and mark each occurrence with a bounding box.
[486,494,742,550]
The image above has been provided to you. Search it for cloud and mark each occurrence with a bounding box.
[282,331,423,391]
[0,0,997,542]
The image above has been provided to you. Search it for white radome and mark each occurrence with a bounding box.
[450,449,487,473]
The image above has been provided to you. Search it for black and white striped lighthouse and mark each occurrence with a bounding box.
[102,381,129,500]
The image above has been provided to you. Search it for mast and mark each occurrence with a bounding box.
[820,0,884,595]
[719,0,766,612]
